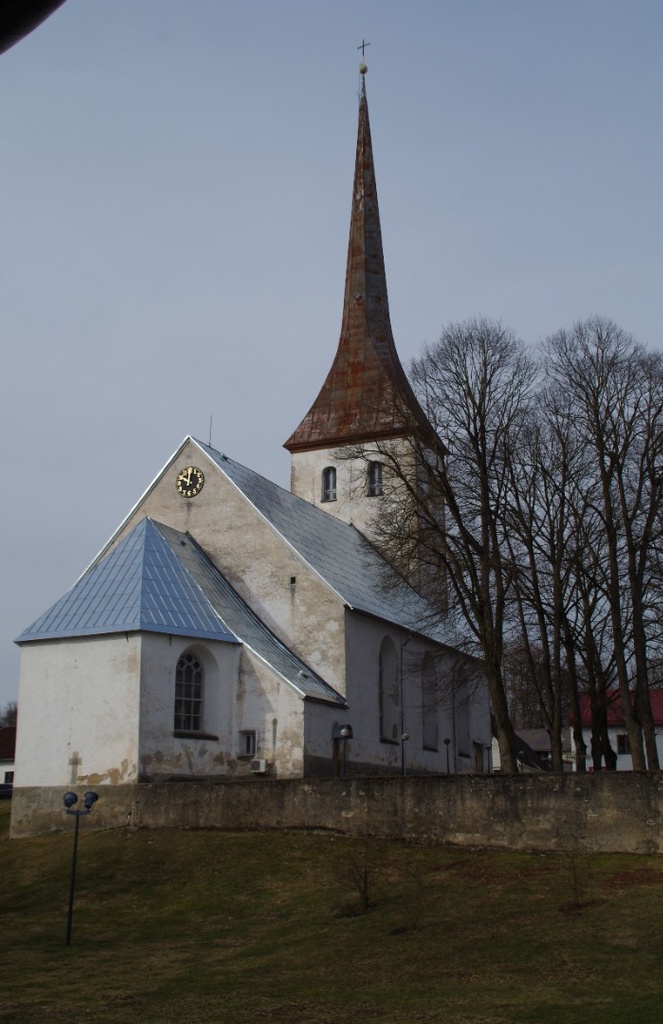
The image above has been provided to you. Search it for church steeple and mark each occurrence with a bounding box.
[284,68,428,454]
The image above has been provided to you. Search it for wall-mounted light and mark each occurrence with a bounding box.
[333,724,353,777]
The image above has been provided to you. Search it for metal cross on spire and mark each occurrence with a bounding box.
[357,39,371,58]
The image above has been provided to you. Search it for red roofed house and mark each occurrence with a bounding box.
[571,691,663,770]
[0,726,16,791]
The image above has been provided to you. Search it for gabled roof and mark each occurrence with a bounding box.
[284,71,431,453]
[16,517,347,708]
[197,439,456,647]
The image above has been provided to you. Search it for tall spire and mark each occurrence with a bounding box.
[285,68,428,453]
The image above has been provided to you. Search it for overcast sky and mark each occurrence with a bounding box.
[1,0,662,707]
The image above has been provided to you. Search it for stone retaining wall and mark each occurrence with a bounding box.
[11,773,663,854]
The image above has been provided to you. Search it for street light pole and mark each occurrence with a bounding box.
[340,726,350,777]
[63,790,98,946]
[401,733,409,776]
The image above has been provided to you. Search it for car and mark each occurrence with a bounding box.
[0,783,13,800]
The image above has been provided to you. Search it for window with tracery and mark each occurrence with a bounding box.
[174,651,203,732]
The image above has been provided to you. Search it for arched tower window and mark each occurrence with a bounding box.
[367,461,383,497]
[379,637,400,742]
[321,466,337,502]
[174,651,203,733]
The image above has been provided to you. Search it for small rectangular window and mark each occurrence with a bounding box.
[239,730,256,758]
[4,771,13,784]
[617,733,630,756]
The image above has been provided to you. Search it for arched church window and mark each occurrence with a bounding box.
[174,651,203,733]
[379,637,400,742]
[367,461,383,497]
[422,652,439,751]
[321,466,337,502]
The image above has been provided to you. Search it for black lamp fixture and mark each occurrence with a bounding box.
[63,790,98,946]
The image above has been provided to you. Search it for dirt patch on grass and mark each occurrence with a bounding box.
[605,867,663,887]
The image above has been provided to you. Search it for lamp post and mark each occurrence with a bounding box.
[333,724,353,777]
[340,726,351,777]
[400,733,409,776]
[63,790,98,946]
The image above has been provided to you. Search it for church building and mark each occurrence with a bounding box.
[12,69,491,833]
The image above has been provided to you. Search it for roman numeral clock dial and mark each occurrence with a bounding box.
[176,466,205,498]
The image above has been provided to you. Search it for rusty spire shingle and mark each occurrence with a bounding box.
[284,71,430,453]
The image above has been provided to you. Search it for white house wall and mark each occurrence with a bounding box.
[15,635,142,788]
[572,726,663,772]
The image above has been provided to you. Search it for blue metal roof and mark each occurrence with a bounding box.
[16,518,239,644]
[17,517,346,707]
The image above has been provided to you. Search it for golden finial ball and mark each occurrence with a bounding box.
[359,63,368,74]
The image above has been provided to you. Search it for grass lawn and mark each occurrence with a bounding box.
[1,801,663,1023]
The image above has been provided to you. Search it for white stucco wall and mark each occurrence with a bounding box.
[15,634,142,788]
[138,634,238,781]
[343,612,491,775]
[228,645,308,778]
[137,633,308,781]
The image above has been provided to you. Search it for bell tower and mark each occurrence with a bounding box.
[284,66,432,538]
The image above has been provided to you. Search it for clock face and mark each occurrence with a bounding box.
[176,466,205,498]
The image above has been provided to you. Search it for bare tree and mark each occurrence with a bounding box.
[0,702,17,728]
[501,401,578,770]
[545,318,663,769]
[346,314,663,775]
[358,318,536,773]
